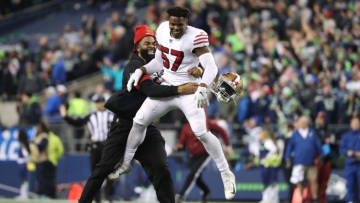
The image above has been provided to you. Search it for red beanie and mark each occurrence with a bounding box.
[133,25,155,45]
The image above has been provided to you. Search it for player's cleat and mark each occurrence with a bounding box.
[175,194,183,203]
[108,163,132,180]
[221,170,236,200]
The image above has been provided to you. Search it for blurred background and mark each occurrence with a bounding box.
[0,0,359,202]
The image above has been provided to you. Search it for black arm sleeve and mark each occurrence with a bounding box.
[139,80,179,97]
[64,115,90,127]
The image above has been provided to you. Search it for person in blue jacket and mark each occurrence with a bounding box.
[285,115,322,203]
[51,54,66,85]
[43,86,62,123]
[340,117,360,203]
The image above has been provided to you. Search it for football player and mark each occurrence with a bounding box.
[110,6,237,200]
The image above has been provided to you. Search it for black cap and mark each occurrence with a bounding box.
[93,95,105,103]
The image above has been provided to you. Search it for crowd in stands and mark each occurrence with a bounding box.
[1,0,360,126]
[1,0,360,201]
[0,0,52,20]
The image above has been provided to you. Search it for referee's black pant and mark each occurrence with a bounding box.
[89,142,114,203]
[79,117,175,203]
[179,154,211,199]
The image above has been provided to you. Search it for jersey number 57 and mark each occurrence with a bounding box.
[160,45,184,72]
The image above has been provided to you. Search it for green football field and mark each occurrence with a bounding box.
[0,198,249,203]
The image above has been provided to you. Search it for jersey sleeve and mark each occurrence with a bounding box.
[191,30,209,51]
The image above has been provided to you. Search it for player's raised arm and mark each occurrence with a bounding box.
[193,46,218,86]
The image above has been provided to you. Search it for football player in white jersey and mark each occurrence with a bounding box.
[110,6,236,200]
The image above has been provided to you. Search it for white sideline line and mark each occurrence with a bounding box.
[0,183,37,197]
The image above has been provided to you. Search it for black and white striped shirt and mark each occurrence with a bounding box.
[64,110,114,142]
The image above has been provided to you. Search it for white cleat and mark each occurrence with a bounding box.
[221,170,236,200]
[108,163,132,180]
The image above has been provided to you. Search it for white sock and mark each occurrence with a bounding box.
[122,122,147,166]
[198,132,229,173]
[20,181,28,198]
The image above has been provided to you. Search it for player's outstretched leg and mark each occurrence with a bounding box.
[198,131,236,199]
[108,121,147,179]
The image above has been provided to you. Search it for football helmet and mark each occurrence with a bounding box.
[210,72,243,103]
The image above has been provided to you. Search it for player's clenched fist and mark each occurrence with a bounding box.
[177,83,198,94]
[188,66,203,78]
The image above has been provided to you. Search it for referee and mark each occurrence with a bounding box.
[59,96,114,203]
[174,119,233,203]
[78,25,199,203]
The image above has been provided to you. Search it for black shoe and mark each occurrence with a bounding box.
[202,191,210,203]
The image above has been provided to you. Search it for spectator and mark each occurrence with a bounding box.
[236,95,251,124]
[355,131,360,202]
[314,112,333,203]
[99,57,124,92]
[339,92,360,124]
[279,86,302,123]
[250,88,271,122]
[30,122,64,198]
[258,129,281,203]
[66,91,89,151]
[16,130,31,200]
[51,51,66,85]
[300,74,317,111]
[285,116,322,202]
[279,123,296,203]
[244,116,262,158]
[56,84,68,105]
[17,92,42,128]
[70,52,92,81]
[340,117,360,203]
[43,87,62,123]
[313,84,338,124]
[174,119,233,203]
[1,60,19,100]
[18,62,44,95]
[67,91,89,117]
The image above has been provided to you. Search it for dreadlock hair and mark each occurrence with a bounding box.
[167,6,190,19]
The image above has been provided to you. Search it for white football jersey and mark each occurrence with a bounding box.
[155,21,209,86]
